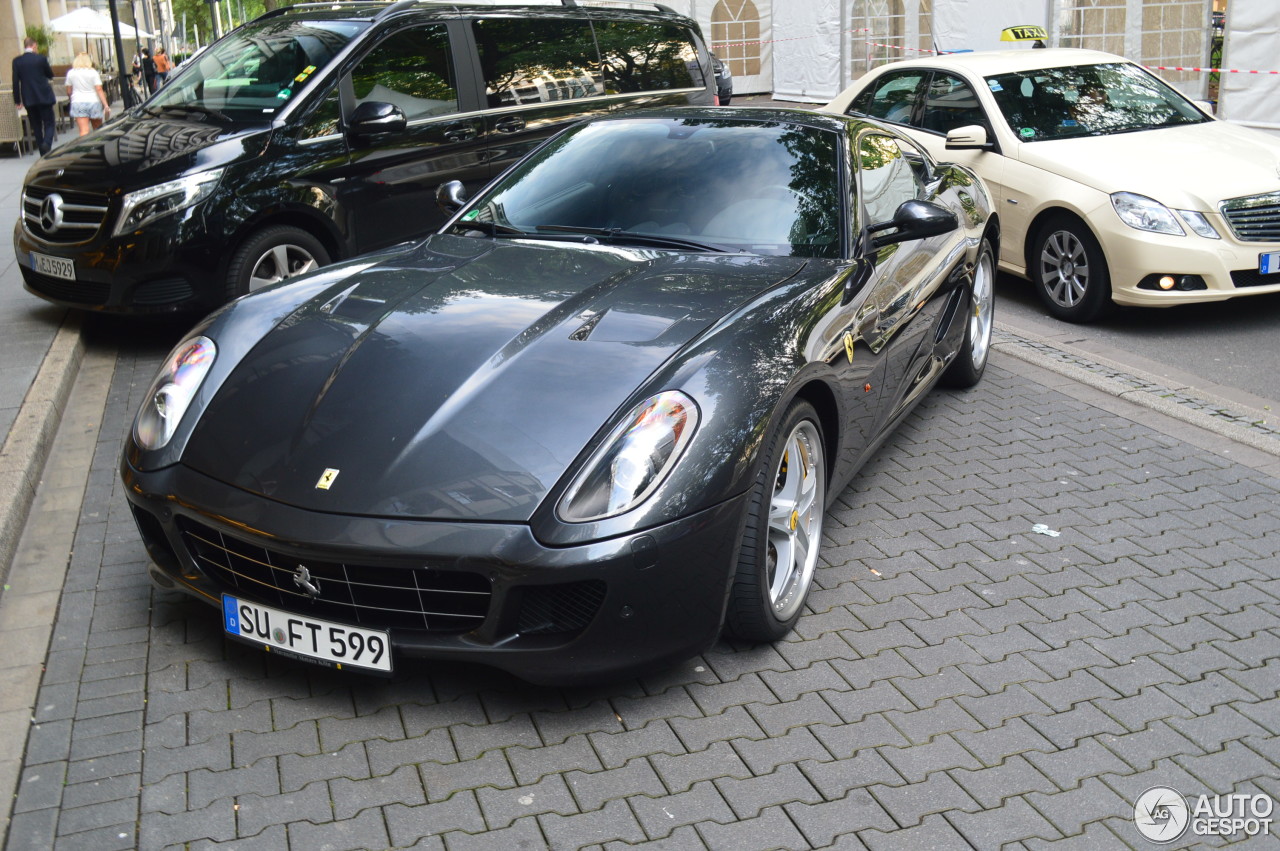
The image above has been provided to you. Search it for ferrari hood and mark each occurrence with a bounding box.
[183,234,805,522]
[1015,120,1280,210]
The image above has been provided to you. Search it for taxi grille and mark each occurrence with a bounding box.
[22,186,111,244]
[1220,192,1280,242]
[179,519,491,633]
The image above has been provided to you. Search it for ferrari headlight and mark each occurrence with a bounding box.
[114,169,223,236]
[133,336,216,451]
[558,391,699,523]
[1111,192,1184,236]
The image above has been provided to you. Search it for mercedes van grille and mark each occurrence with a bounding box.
[22,187,110,243]
[1221,192,1280,242]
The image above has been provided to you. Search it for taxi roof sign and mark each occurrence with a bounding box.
[1001,25,1048,42]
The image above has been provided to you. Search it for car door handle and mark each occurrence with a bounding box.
[444,124,477,143]
[494,116,525,134]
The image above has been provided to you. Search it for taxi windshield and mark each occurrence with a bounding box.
[147,17,367,120]
[985,62,1209,142]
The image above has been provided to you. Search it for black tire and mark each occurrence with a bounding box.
[724,400,826,642]
[942,237,995,389]
[226,225,330,301]
[1031,215,1112,323]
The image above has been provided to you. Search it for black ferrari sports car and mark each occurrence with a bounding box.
[121,108,997,684]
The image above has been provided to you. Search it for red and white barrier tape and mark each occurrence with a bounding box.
[1146,65,1280,75]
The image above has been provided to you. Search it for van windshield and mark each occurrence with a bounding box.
[148,17,367,120]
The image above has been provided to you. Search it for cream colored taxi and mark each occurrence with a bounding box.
[823,48,1280,322]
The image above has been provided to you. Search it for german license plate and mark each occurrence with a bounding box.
[31,252,74,281]
[1260,252,1280,275]
[222,595,392,673]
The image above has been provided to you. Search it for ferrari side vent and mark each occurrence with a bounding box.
[516,581,606,635]
[178,518,491,633]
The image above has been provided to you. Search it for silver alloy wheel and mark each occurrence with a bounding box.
[765,419,825,622]
[1039,228,1090,309]
[969,245,995,370]
[248,243,321,292]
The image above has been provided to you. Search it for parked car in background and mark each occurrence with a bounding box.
[712,52,733,104]
[17,0,716,316]
[824,48,1280,322]
[120,108,996,684]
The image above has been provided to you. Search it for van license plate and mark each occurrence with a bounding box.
[1260,252,1280,275]
[222,595,393,673]
[31,252,74,281]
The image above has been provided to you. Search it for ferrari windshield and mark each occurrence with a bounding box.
[147,16,367,119]
[460,117,842,258]
[985,61,1209,141]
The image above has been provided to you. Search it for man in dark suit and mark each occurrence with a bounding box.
[12,37,56,155]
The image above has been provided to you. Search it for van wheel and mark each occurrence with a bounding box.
[227,226,329,300]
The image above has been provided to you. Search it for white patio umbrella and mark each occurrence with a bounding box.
[49,7,153,40]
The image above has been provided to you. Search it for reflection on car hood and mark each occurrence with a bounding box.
[1016,120,1280,210]
[30,112,267,190]
[183,234,806,522]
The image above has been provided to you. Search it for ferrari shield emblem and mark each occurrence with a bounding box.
[316,468,340,490]
[843,331,855,363]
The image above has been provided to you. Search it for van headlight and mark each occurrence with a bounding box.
[558,391,699,522]
[114,169,224,236]
[133,336,216,451]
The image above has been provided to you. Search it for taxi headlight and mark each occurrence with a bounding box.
[1111,192,1184,236]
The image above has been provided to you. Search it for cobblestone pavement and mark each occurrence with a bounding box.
[5,329,1280,850]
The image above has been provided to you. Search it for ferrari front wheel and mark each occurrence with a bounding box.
[725,400,826,642]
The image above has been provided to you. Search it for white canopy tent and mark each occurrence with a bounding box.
[1218,0,1280,137]
[49,7,154,40]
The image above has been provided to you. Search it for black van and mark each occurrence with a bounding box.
[17,0,715,315]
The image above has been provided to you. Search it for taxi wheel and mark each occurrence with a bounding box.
[1032,216,1112,323]
[227,226,330,300]
[724,400,826,642]
[942,237,995,389]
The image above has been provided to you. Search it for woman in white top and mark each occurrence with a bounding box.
[65,52,111,136]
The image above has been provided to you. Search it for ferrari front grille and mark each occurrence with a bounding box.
[1220,192,1280,242]
[178,518,491,633]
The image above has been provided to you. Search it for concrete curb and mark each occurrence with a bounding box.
[0,311,83,584]
[992,320,1280,460]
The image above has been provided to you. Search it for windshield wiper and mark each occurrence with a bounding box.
[153,103,233,123]
[449,219,526,237]
[534,225,729,253]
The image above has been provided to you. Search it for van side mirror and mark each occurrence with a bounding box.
[348,101,407,137]
[436,180,468,213]
[867,199,958,249]
[945,124,994,151]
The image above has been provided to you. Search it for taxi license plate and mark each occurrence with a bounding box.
[222,595,392,673]
[31,252,75,281]
[1261,252,1280,275]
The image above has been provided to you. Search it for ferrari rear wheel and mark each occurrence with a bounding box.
[942,237,995,388]
[725,400,826,642]
[1032,215,1111,323]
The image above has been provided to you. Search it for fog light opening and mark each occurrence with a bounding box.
[1138,273,1208,292]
